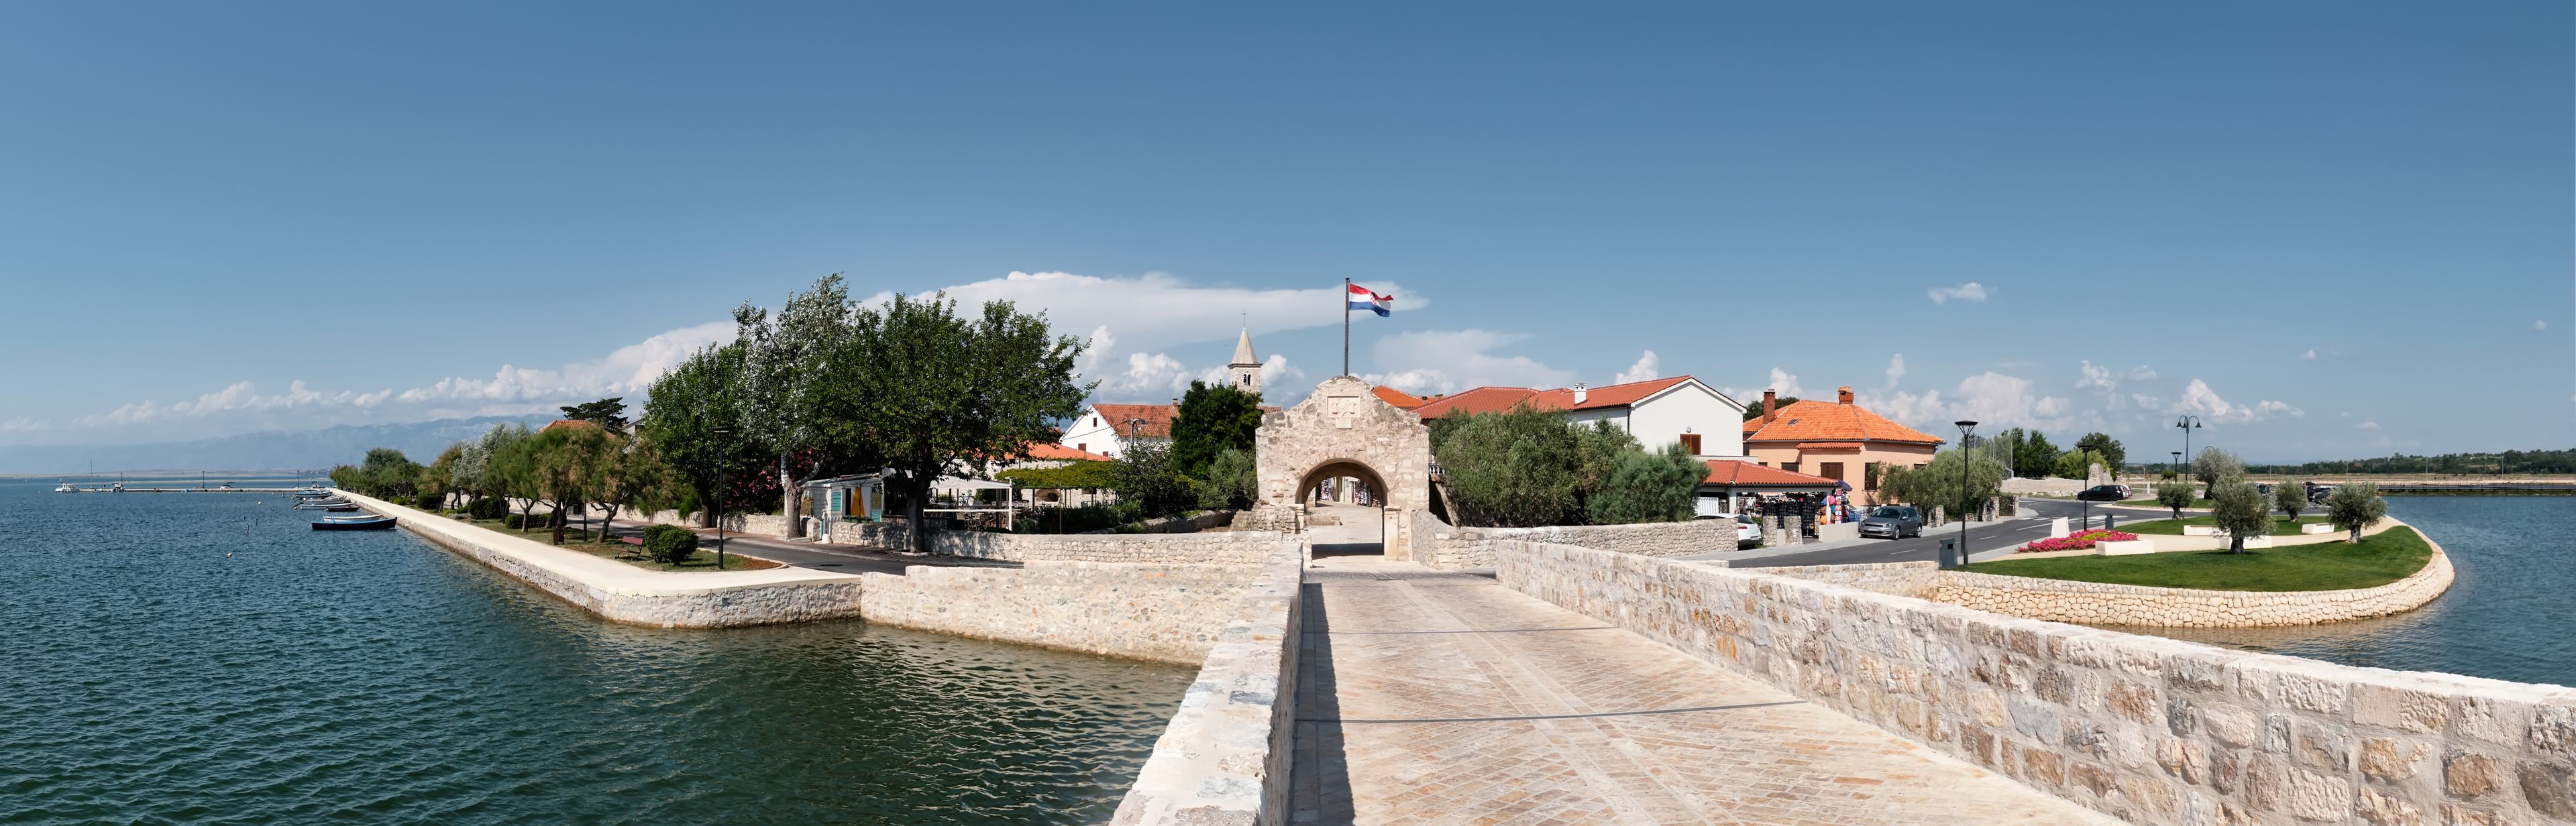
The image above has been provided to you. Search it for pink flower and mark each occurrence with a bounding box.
[2019,529,2139,552]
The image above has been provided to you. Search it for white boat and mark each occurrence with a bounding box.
[54,481,76,493]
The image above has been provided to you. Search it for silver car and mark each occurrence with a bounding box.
[1856,506,1924,539]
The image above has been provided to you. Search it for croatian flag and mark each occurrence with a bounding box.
[1347,283,1393,317]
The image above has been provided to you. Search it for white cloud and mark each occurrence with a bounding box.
[1361,329,1573,394]
[1613,351,1661,384]
[1724,368,1805,402]
[396,320,734,407]
[859,271,1424,358]
[1188,354,1306,394]
[1860,371,2074,432]
[1927,282,1988,304]
[2357,420,2382,430]
[1883,353,1907,387]
[2537,320,2549,331]
[1,418,50,434]
[2171,379,2303,422]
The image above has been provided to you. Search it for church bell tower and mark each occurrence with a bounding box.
[1227,327,1262,394]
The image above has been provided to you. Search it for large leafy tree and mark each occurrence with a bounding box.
[2017,431,2061,479]
[1880,447,2006,520]
[2326,482,2387,542]
[639,343,766,526]
[1197,449,1258,511]
[1572,420,1640,513]
[1435,404,1583,527]
[1111,441,1198,520]
[2075,432,2125,471]
[2274,477,2309,521]
[845,292,1091,553]
[2192,446,2245,499]
[570,426,673,544]
[1169,380,1265,479]
[559,398,631,433]
[1587,442,1708,524]
[2209,479,2269,554]
[733,275,865,536]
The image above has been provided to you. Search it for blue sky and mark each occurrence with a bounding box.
[0,2,2567,462]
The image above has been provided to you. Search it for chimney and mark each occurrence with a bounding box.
[1762,390,1778,424]
[1572,383,1587,404]
[1837,386,1854,405]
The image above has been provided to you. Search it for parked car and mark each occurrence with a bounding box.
[2073,484,2132,502]
[1856,506,1924,539]
[2306,483,2336,504]
[1695,500,1764,548]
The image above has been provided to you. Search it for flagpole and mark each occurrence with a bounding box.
[1342,278,1352,377]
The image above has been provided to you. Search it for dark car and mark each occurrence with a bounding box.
[2074,484,2132,502]
[1856,506,1924,539]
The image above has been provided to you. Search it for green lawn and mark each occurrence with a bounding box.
[2114,514,2330,536]
[453,516,777,571]
[2121,497,2213,508]
[1960,527,2430,591]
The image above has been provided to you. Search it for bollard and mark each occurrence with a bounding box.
[2105,513,2116,532]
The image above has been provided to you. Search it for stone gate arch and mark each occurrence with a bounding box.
[1253,375,1432,558]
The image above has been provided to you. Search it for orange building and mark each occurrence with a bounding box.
[1740,386,1945,506]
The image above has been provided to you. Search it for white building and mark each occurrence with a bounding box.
[1058,327,1267,458]
[1405,375,1752,461]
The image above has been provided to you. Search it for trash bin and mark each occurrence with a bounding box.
[2104,513,2116,531]
[1939,537,1961,569]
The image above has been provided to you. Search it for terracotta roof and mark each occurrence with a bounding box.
[1741,399,1945,446]
[1410,376,1703,419]
[540,418,599,432]
[1089,403,1177,438]
[1799,442,1865,450]
[1370,386,1429,409]
[1702,459,1840,488]
[1022,443,1113,462]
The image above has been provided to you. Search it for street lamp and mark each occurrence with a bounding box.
[2175,416,2203,484]
[1953,420,1978,567]
[2170,451,2182,481]
[710,424,734,570]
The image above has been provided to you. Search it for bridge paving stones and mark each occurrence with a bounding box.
[1291,556,2116,825]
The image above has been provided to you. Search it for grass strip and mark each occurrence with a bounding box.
[1960,526,2430,592]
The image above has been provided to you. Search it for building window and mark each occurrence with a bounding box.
[1820,462,1843,481]
[1678,434,1701,455]
[1865,462,1880,491]
[1782,462,1800,474]
[1091,416,1099,428]
[1076,443,1085,453]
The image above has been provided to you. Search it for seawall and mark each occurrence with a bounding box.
[1110,540,1307,826]
[1493,540,2575,826]
[1407,508,1736,569]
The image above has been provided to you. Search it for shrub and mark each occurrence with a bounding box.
[2020,529,2139,553]
[2209,480,2269,553]
[415,493,445,510]
[1111,442,1199,520]
[2152,481,2196,519]
[1587,443,1706,524]
[1196,449,1258,511]
[2274,477,2308,520]
[643,524,700,565]
[504,513,525,530]
[2326,482,2387,542]
[468,496,508,520]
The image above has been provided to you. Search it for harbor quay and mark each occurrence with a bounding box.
[319,379,2575,826]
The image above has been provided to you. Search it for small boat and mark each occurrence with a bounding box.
[54,481,76,493]
[292,489,334,499]
[293,499,352,510]
[311,515,396,531]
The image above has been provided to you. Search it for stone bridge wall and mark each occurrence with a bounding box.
[1408,509,1737,569]
[1493,540,2576,826]
[836,522,1283,565]
[857,554,1286,664]
[1111,540,1309,825]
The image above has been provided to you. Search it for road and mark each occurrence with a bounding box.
[1730,498,2172,568]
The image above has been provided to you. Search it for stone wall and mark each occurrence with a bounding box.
[1931,552,2455,628]
[857,553,1283,664]
[1254,374,1432,514]
[1112,540,1307,825]
[838,520,1284,565]
[1493,540,2576,826]
[1408,508,1737,569]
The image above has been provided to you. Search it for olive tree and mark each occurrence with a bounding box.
[2209,479,2269,554]
[2326,482,2387,542]
[2273,477,2308,522]
[2153,480,2196,520]
[2193,446,2245,499]
[1434,405,1582,527]
[1587,442,1708,525]
[1880,447,2004,520]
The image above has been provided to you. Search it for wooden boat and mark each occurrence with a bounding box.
[293,499,352,510]
[311,515,396,531]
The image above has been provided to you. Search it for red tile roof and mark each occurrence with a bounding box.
[1409,376,1701,419]
[1371,386,1429,409]
[1741,399,1945,446]
[1703,459,1840,488]
[1022,443,1113,462]
[1087,402,1281,438]
[539,418,599,432]
[1800,442,1866,450]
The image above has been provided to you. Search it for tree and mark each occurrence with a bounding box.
[1986,428,2029,477]
[520,428,589,545]
[1169,380,1265,479]
[472,424,531,523]
[2054,449,2110,482]
[1572,420,1642,516]
[640,343,765,527]
[1112,441,1198,520]
[2274,477,2308,522]
[733,275,865,537]
[997,460,1115,491]
[1197,448,1258,511]
[2075,432,2125,471]
[423,445,464,510]
[1587,442,1708,524]
[2153,480,2196,520]
[488,428,543,533]
[2209,480,2269,554]
[350,448,424,498]
[2193,447,2245,499]
[1436,404,1584,527]
[2326,482,2387,542]
[559,398,631,433]
[846,292,1091,552]
[578,428,673,544]
[2018,431,2062,479]
[1880,447,2005,520]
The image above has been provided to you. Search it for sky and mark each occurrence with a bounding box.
[0,1,2567,464]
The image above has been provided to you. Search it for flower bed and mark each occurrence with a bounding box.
[2019,529,2138,553]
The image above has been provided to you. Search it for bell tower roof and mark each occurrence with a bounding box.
[1230,327,1259,367]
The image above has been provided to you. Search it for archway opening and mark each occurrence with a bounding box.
[1297,461,1389,558]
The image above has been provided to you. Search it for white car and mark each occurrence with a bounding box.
[1695,499,1764,548]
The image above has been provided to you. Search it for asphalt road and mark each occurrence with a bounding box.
[1731,498,2173,568]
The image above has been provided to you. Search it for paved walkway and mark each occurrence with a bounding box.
[563,517,1018,576]
[1291,556,2115,825]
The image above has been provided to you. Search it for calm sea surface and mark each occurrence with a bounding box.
[0,480,1191,825]
[2145,496,2576,687]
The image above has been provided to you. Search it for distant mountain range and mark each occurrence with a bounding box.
[0,416,556,475]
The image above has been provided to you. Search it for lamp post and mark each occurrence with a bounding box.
[2171,451,2182,482]
[2176,416,2203,485]
[1954,420,1978,566]
[708,424,734,570]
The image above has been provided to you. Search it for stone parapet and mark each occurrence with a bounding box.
[843,522,1284,565]
[1494,540,2575,826]
[1409,508,1736,569]
[1111,540,1309,826]
[1931,552,2455,628]
[857,552,1282,664]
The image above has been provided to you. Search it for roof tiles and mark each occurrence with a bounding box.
[1741,399,1945,446]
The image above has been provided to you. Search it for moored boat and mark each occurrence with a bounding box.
[54,481,76,493]
[311,515,396,531]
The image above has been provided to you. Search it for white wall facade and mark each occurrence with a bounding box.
[1620,380,1749,459]
[1057,406,1168,458]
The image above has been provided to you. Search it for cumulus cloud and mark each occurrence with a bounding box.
[1927,282,1988,304]
[396,320,735,407]
[1361,329,1573,395]
[860,271,1422,359]
[2357,420,2382,430]
[2171,379,2302,422]
[1724,368,1804,402]
[1860,371,2074,432]
[2538,320,2550,331]
[1613,351,1662,384]
[1883,353,1907,387]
